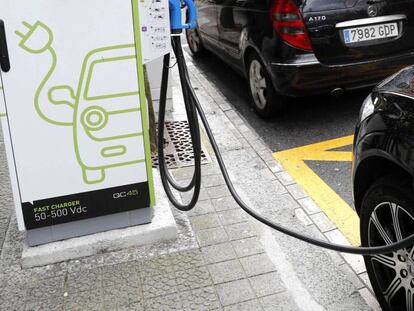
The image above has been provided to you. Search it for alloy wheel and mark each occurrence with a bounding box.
[249,59,267,110]
[368,202,414,310]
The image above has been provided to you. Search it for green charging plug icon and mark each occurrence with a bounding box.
[16,21,146,184]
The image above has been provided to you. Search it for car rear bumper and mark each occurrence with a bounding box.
[269,52,414,97]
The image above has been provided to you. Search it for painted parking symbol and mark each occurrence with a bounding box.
[273,135,360,246]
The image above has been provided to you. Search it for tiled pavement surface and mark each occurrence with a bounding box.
[0,49,381,310]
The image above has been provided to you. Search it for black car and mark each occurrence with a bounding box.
[186,0,414,117]
[353,66,414,311]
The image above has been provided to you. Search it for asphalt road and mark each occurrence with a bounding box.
[186,47,371,208]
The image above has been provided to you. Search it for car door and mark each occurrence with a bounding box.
[197,0,220,44]
[217,0,269,59]
[217,0,243,57]
[300,0,414,66]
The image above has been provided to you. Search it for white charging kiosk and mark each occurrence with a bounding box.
[0,0,170,246]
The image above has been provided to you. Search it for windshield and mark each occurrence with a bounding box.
[84,56,139,100]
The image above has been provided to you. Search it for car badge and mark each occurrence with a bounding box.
[367,5,378,17]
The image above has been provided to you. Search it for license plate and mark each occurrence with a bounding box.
[343,22,399,44]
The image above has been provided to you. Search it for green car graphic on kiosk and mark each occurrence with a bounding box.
[16,21,146,184]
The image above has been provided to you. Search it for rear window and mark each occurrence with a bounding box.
[300,0,355,12]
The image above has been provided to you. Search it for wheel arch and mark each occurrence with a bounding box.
[243,45,272,74]
[354,155,412,215]
[242,45,279,93]
[242,46,258,74]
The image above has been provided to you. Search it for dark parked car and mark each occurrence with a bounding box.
[186,0,414,117]
[353,65,414,311]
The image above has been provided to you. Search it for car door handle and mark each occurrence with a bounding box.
[0,20,10,73]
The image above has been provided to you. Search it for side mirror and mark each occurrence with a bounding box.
[48,85,76,108]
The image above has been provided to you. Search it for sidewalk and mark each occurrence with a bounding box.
[0,48,380,310]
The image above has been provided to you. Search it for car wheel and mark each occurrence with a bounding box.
[360,176,414,311]
[185,27,207,57]
[247,53,285,118]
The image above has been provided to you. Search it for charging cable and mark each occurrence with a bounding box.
[158,2,414,255]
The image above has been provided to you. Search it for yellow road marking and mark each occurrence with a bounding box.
[0,113,6,117]
[273,135,360,245]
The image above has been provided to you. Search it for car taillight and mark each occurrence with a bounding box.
[271,0,313,52]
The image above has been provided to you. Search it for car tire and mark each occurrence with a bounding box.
[185,26,207,57]
[246,53,285,118]
[360,176,414,311]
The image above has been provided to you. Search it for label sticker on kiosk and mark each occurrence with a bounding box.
[0,0,170,244]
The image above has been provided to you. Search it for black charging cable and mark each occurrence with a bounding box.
[158,35,414,255]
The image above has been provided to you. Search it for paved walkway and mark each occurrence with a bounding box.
[0,49,381,310]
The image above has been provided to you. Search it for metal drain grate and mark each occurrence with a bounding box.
[152,120,211,169]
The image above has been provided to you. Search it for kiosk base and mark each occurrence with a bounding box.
[22,175,177,267]
[26,208,153,247]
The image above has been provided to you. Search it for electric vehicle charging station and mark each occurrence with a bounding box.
[0,0,171,246]
[1,1,414,309]
[0,0,411,262]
